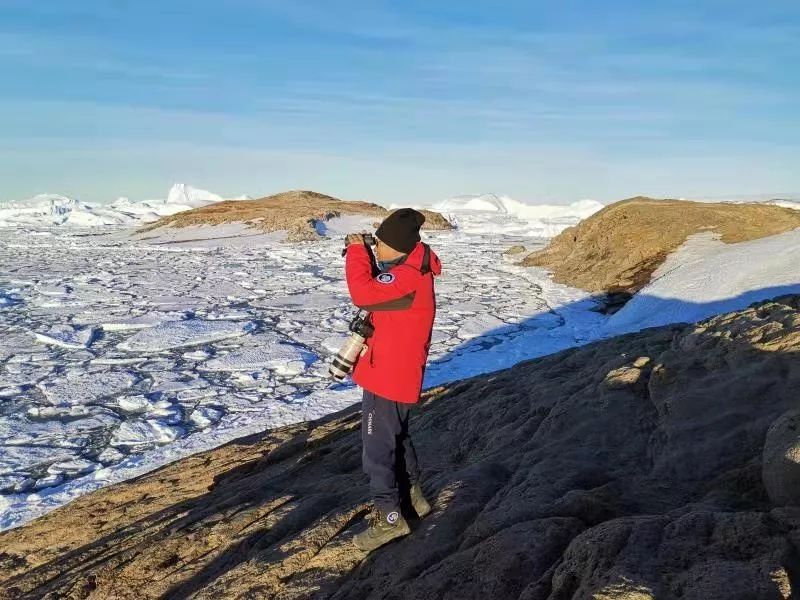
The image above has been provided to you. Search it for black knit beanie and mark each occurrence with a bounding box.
[375,208,426,254]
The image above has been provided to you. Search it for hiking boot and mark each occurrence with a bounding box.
[353,507,410,553]
[410,481,432,518]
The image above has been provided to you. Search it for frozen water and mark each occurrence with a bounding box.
[37,371,138,406]
[33,324,97,349]
[199,341,315,375]
[100,311,190,331]
[190,407,223,429]
[118,319,257,352]
[111,420,185,447]
[0,207,607,530]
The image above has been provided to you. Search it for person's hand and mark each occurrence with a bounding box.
[345,233,365,246]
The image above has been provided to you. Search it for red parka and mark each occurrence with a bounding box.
[345,241,442,403]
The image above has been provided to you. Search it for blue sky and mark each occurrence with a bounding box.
[1,1,798,205]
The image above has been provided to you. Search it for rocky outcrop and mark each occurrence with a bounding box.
[763,410,800,507]
[523,197,800,295]
[416,209,454,231]
[2,295,799,599]
[139,190,453,241]
[503,244,528,255]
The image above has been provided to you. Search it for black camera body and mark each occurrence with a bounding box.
[329,310,374,380]
[349,310,374,339]
[341,233,376,257]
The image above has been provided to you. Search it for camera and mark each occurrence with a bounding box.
[329,310,375,380]
[341,233,376,257]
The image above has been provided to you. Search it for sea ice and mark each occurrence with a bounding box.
[47,458,96,476]
[36,370,137,406]
[456,314,509,340]
[0,386,23,399]
[33,324,97,349]
[116,395,153,414]
[117,319,257,352]
[182,349,212,361]
[111,420,184,447]
[199,342,316,376]
[100,311,190,331]
[97,447,125,464]
[190,407,223,429]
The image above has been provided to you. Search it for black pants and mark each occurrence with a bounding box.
[361,389,420,514]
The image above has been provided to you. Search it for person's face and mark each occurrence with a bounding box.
[374,237,403,262]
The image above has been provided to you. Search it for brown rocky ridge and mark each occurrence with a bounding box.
[2,294,799,599]
[138,190,453,242]
[523,197,800,296]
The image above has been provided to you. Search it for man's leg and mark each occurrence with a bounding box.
[361,389,403,514]
[356,389,411,552]
[395,402,420,485]
[395,402,432,518]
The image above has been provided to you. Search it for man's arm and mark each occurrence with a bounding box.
[345,244,416,311]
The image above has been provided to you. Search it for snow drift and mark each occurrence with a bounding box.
[604,229,800,334]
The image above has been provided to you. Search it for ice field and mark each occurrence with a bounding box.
[0,219,603,529]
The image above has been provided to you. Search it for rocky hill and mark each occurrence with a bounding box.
[139,190,453,242]
[523,197,800,296]
[2,295,799,599]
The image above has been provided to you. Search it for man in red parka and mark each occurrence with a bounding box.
[344,208,442,552]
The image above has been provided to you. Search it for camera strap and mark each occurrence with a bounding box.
[420,243,432,275]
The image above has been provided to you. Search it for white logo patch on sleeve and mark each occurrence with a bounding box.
[376,273,395,284]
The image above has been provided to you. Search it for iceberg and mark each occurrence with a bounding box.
[0,184,230,228]
[407,194,605,238]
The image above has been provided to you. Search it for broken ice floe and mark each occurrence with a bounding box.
[47,458,96,476]
[117,319,256,352]
[189,407,223,429]
[36,370,138,406]
[199,342,316,376]
[100,311,190,331]
[33,324,97,349]
[110,420,184,447]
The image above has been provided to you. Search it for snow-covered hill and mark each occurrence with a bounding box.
[603,229,800,334]
[0,184,230,228]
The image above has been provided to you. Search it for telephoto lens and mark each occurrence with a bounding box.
[329,333,368,380]
[329,310,374,380]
